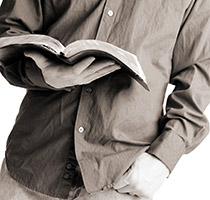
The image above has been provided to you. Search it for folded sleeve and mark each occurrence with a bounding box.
[0,0,67,91]
[147,0,210,172]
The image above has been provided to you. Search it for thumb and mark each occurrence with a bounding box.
[24,50,49,69]
[113,176,128,190]
[113,168,133,190]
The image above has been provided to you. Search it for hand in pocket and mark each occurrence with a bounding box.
[114,153,169,199]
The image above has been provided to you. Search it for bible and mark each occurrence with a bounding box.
[0,34,149,91]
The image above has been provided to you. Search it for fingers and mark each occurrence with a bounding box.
[113,180,128,191]
[83,59,115,74]
[24,50,121,86]
[116,184,150,199]
[114,173,131,190]
[114,165,134,190]
[72,56,96,74]
[116,184,151,200]
[116,184,135,193]
[83,64,121,84]
[138,197,152,200]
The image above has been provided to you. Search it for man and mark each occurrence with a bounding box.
[0,0,210,200]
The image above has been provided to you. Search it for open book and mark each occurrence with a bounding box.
[0,34,149,91]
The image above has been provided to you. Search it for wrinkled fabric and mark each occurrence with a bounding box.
[0,159,142,200]
[0,0,210,199]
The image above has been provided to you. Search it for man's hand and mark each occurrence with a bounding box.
[24,50,120,88]
[114,152,169,200]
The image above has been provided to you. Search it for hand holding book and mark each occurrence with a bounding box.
[24,50,121,89]
[0,34,149,90]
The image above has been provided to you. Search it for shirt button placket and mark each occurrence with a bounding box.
[95,1,118,41]
[76,86,93,135]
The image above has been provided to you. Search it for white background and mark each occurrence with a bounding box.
[0,0,209,199]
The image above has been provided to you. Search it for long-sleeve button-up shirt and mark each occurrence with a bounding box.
[1,0,210,199]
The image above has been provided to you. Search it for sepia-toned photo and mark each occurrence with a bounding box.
[0,1,210,200]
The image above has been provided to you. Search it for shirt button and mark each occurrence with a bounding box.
[86,87,93,93]
[66,88,73,92]
[78,126,85,133]
[65,86,76,92]
[66,163,73,170]
[63,173,70,180]
[108,10,114,17]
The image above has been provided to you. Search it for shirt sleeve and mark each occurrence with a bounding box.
[147,0,210,172]
[0,0,66,91]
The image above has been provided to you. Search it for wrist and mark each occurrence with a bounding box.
[140,152,170,177]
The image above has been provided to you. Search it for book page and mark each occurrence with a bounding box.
[0,34,65,54]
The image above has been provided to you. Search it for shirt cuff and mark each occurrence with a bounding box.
[146,130,186,172]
